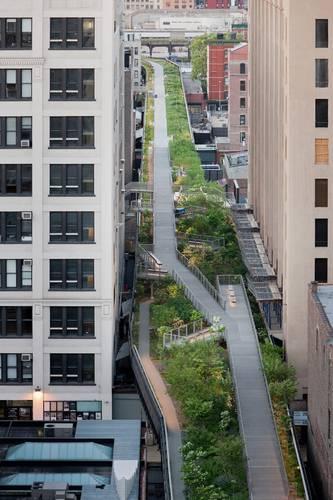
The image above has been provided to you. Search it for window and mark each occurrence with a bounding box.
[50,212,94,242]
[316,99,328,127]
[316,19,328,48]
[315,179,328,207]
[50,307,94,337]
[0,307,32,337]
[315,258,328,283]
[49,164,94,196]
[49,117,94,148]
[240,115,246,125]
[0,18,32,49]
[240,97,246,108]
[315,219,328,247]
[240,80,246,92]
[240,63,246,74]
[0,212,32,243]
[0,117,32,148]
[315,138,329,164]
[316,59,328,88]
[0,259,32,290]
[49,259,94,290]
[50,69,94,100]
[0,69,32,100]
[50,18,95,49]
[0,354,32,383]
[50,354,95,384]
[240,131,246,144]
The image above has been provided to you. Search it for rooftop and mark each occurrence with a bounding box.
[317,285,333,328]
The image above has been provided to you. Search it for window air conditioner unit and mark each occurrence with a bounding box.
[21,211,32,220]
[21,139,30,148]
[21,353,31,362]
[23,259,32,267]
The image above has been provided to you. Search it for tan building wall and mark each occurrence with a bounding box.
[249,0,333,394]
[163,0,195,8]
[308,283,333,499]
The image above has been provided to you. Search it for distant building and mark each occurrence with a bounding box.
[207,40,237,105]
[125,0,162,11]
[308,282,333,499]
[228,43,248,151]
[124,31,142,90]
[205,0,246,8]
[163,0,195,8]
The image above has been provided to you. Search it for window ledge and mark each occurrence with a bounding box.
[48,289,95,292]
[48,194,95,198]
[49,382,96,386]
[48,146,95,150]
[0,336,32,339]
[49,98,96,102]
[0,382,32,385]
[48,336,96,339]
[48,241,95,244]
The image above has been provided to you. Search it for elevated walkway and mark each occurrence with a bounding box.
[150,61,289,500]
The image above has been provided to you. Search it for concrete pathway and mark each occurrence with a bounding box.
[150,61,289,500]
[138,302,185,500]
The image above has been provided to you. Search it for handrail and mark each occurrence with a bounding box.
[177,232,225,248]
[130,343,174,500]
[288,408,312,500]
[176,250,226,310]
[222,274,290,494]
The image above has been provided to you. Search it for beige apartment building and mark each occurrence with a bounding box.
[249,0,333,394]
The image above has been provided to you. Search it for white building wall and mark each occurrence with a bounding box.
[0,0,123,420]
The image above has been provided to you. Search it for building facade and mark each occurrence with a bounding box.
[205,0,247,8]
[249,0,333,394]
[207,40,236,104]
[228,43,248,150]
[0,0,124,421]
[308,282,333,499]
[125,0,162,12]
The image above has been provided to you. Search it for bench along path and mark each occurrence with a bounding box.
[150,60,289,500]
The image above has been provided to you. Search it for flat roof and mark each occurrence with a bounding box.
[0,473,109,487]
[5,442,113,462]
[317,285,333,328]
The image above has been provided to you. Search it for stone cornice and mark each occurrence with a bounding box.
[0,57,44,66]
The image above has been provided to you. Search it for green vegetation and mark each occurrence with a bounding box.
[158,60,204,186]
[163,340,248,500]
[142,62,154,181]
[191,33,217,81]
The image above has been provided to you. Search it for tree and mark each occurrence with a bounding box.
[191,34,216,81]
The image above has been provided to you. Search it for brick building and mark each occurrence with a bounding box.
[163,0,195,8]
[308,282,333,499]
[204,0,247,8]
[207,40,236,105]
[228,42,248,150]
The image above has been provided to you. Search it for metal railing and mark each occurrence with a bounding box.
[171,269,223,328]
[163,326,224,349]
[177,232,225,249]
[176,250,226,310]
[130,345,173,500]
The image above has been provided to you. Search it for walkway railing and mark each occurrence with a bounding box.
[161,318,206,348]
[177,232,225,249]
[217,274,290,495]
[171,269,223,328]
[176,250,226,310]
[130,344,174,500]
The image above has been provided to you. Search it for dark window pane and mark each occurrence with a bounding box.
[50,307,63,334]
[316,19,328,48]
[66,117,79,145]
[66,212,79,241]
[66,69,79,95]
[50,353,63,382]
[50,18,63,49]
[6,19,17,48]
[66,165,79,193]
[50,117,63,146]
[5,308,16,335]
[82,212,94,241]
[50,212,62,241]
[5,166,17,193]
[50,69,63,97]
[21,117,32,142]
[316,99,328,127]
[82,354,94,382]
[82,259,94,289]
[315,258,328,283]
[66,260,79,288]
[82,165,94,194]
[82,69,94,99]
[50,165,62,194]
[50,259,62,288]
[315,219,328,247]
[66,18,79,48]
[316,59,328,87]
[21,19,32,48]
[5,213,18,241]
[66,355,79,382]
[66,307,79,334]
[82,307,94,336]
[22,307,32,336]
[82,117,94,146]
[240,63,246,74]
[315,179,328,207]
[21,165,32,194]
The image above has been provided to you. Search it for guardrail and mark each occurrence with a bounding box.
[176,250,226,310]
[219,274,290,496]
[177,232,225,249]
[130,344,174,500]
